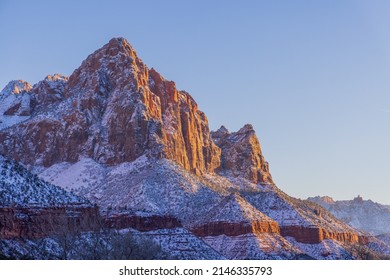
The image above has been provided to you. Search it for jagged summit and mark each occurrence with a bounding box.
[212,124,273,184]
[1,80,32,95]
[44,74,68,82]
[0,80,33,123]
[66,36,147,97]
[211,125,229,139]
[239,123,254,133]
[107,37,136,51]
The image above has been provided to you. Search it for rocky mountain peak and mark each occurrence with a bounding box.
[0,38,221,174]
[0,80,33,118]
[238,123,254,133]
[212,124,273,184]
[107,37,137,55]
[211,125,229,139]
[1,80,32,95]
[66,36,147,98]
[0,38,268,181]
[44,74,68,83]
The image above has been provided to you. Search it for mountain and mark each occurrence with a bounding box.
[1,38,389,259]
[0,38,221,174]
[308,196,390,235]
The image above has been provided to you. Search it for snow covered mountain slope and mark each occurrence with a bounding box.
[38,154,358,237]
[37,154,390,259]
[0,155,88,207]
[308,196,390,235]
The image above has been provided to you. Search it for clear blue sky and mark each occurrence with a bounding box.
[1,0,390,204]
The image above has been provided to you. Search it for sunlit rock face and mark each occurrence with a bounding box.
[211,124,273,184]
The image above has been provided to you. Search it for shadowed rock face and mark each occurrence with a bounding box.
[191,221,280,237]
[211,125,273,184]
[30,74,68,112]
[0,206,100,239]
[103,214,182,231]
[0,38,220,174]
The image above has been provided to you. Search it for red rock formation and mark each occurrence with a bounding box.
[0,38,220,174]
[280,225,365,244]
[191,220,280,237]
[211,125,273,184]
[0,206,100,239]
[280,226,322,244]
[103,214,182,231]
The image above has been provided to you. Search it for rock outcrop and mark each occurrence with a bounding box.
[211,125,273,184]
[280,225,369,245]
[30,74,68,111]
